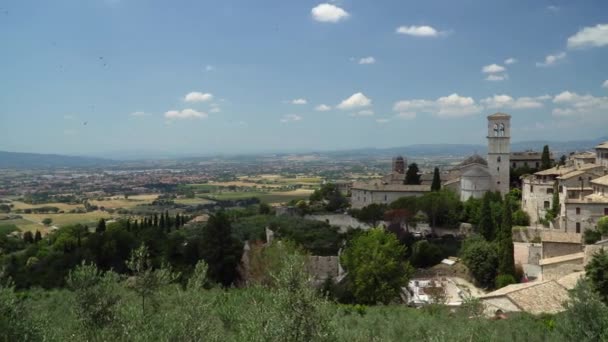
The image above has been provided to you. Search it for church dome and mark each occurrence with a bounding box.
[460,154,488,167]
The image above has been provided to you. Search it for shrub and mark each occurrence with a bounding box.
[512,209,530,226]
[410,240,443,268]
[495,274,516,289]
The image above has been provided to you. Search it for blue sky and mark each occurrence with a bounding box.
[1,0,607,157]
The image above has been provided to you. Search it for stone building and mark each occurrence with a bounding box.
[597,142,608,168]
[540,231,583,259]
[351,113,511,208]
[539,253,584,281]
[510,151,552,170]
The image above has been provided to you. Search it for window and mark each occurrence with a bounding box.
[605,208,608,215]
[535,162,539,169]
[512,162,516,168]
[576,222,581,233]
[493,124,499,137]
[499,123,505,137]
[547,188,553,194]
[497,156,501,163]
[544,201,550,209]
[559,186,563,193]
[576,207,581,215]
[384,194,387,202]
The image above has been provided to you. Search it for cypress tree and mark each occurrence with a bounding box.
[175,213,181,228]
[431,167,441,191]
[498,196,515,277]
[478,192,494,241]
[405,163,421,185]
[165,211,171,228]
[96,218,106,233]
[541,145,552,170]
[159,214,165,230]
[23,231,34,244]
[126,219,131,231]
[34,230,42,242]
[153,214,158,228]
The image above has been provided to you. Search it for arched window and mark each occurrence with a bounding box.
[499,123,505,137]
[497,156,501,163]
[493,124,499,137]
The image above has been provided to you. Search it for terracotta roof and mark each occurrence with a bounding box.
[535,166,575,176]
[555,272,584,290]
[541,231,582,244]
[591,175,608,186]
[488,112,511,119]
[481,280,570,315]
[596,142,608,149]
[539,252,584,266]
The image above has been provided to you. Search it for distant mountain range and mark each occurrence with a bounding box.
[1,136,606,168]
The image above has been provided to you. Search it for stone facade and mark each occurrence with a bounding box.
[539,253,584,281]
[487,113,511,196]
[542,241,583,259]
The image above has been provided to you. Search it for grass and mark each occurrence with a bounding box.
[0,223,18,236]
[89,194,159,209]
[21,211,112,228]
[10,201,83,212]
[173,198,216,205]
[206,189,313,204]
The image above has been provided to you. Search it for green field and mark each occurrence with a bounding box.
[205,189,313,204]
[21,211,112,229]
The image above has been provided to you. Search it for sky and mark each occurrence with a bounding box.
[1,0,607,157]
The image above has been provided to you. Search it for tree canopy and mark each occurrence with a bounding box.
[340,228,413,304]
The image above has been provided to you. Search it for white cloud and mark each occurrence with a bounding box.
[567,24,608,49]
[393,93,481,118]
[436,94,481,117]
[376,118,390,124]
[358,56,376,65]
[482,64,506,73]
[205,65,214,72]
[291,98,308,105]
[280,114,303,123]
[485,74,508,81]
[130,111,150,117]
[547,5,560,12]
[311,3,349,23]
[504,58,517,65]
[552,91,608,117]
[352,110,374,116]
[315,104,331,111]
[184,91,213,102]
[536,52,566,67]
[164,109,208,119]
[337,92,372,110]
[481,94,547,109]
[394,112,416,120]
[209,107,221,113]
[396,25,441,37]
[603,80,608,89]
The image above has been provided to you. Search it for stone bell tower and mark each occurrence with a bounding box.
[487,113,511,196]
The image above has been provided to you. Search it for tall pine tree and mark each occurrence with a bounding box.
[96,218,106,234]
[541,145,552,170]
[200,211,243,287]
[431,167,441,191]
[405,163,421,185]
[498,196,515,278]
[478,192,494,241]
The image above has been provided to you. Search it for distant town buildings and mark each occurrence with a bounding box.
[521,141,608,233]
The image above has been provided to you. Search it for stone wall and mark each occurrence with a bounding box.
[541,259,584,281]
[542,242,583,259]
[307,255,339,281]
